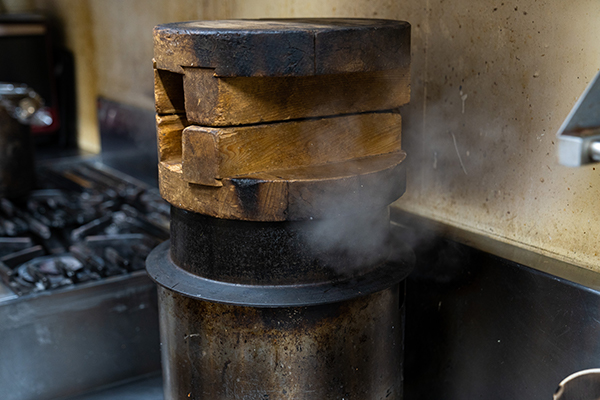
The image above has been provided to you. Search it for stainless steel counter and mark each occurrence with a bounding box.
[395,211,600,400]
[0,279,17,302]
[0,272,161,400]
[65,374,163,400]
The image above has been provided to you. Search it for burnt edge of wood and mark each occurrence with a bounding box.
[153,18,411,77]
[158,151,407,221]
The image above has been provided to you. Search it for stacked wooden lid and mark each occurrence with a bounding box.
[153,19,411,221]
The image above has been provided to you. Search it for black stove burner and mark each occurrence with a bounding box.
[0,162,169,296]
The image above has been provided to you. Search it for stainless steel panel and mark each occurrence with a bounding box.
[0,272,161,400]
[64,374,164,400]
[396,212,600,400]
[0,280,17,302]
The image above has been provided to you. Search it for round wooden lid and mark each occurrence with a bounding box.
[158,151,406,221]
[153,18,410,77]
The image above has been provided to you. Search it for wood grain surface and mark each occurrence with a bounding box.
[182,67,410,126]
[154,68,185,114]
[181,113,402,186]
[159,151,406,221]
[154,19,410,77]
[156,113,188,162]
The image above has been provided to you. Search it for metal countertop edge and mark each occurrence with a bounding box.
[0,270,154,306]
[391,208,600,294]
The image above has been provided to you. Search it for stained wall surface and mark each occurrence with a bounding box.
[6,0,599,271]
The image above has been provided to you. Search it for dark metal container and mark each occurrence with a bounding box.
[157,284,404,400]
[147,206,412,400]
[0,106,35,197]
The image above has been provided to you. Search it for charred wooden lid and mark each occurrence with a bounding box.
[154,18,411,77]
[153,18,410,221]
[159,150,406,221]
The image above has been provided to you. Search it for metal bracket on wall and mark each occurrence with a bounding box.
[557,69,600,167]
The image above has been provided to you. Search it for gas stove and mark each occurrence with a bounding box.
[0,161,168,297]
[0,159,166,400]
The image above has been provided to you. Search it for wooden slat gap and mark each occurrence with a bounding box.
[190,107,404,130]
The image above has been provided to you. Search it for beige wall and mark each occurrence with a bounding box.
[6,0,600,270]
[394,1,600,272]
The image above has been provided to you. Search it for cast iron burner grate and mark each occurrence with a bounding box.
[0,162,169,296]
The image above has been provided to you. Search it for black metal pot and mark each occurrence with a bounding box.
[147,206,413,400]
